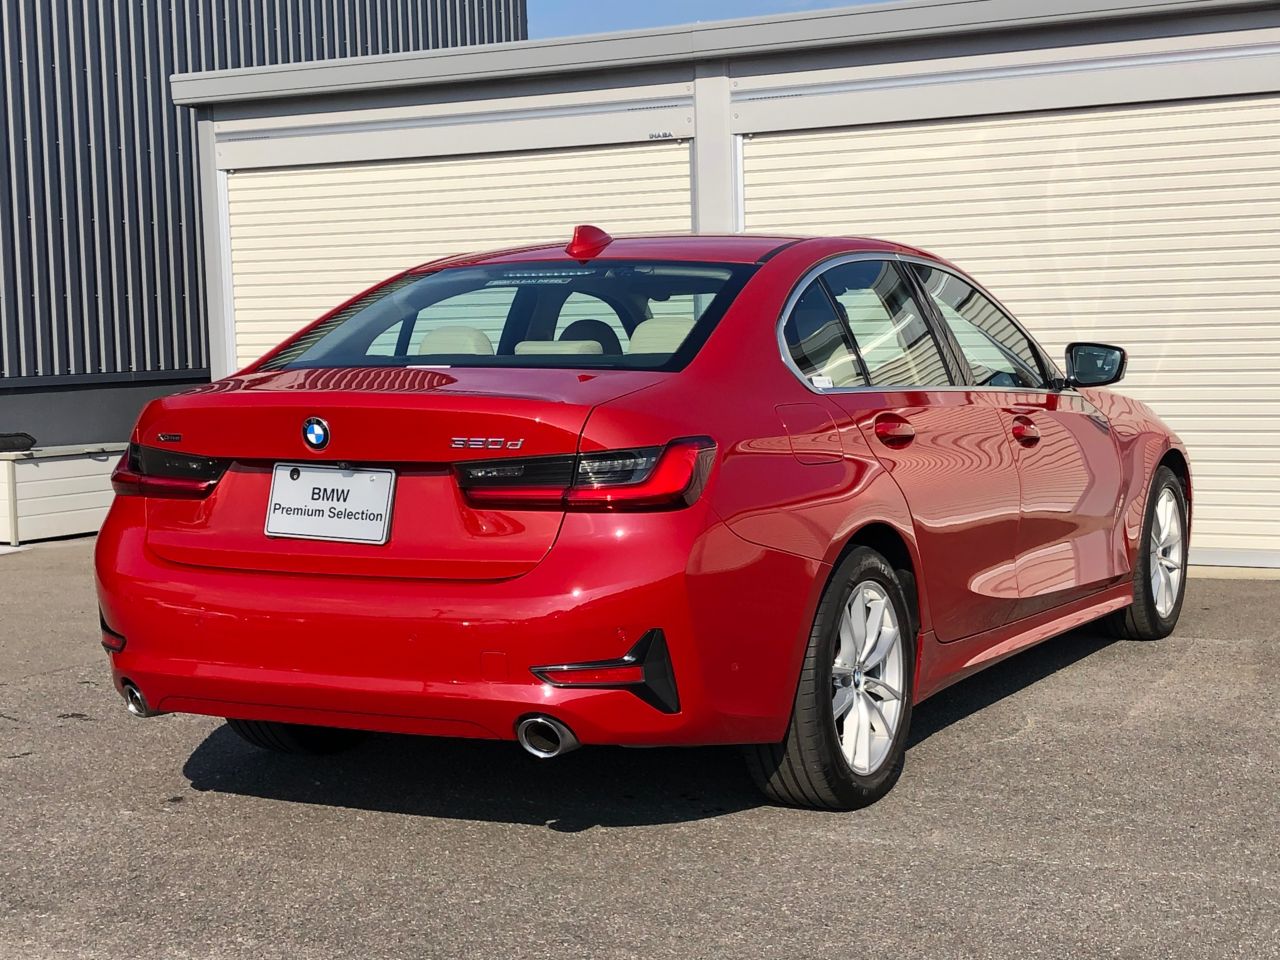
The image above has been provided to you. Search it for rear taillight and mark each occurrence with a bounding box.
[110,444,229,500]
[456,437,716,512]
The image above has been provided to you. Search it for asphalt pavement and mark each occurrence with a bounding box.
[1,537,1277,959]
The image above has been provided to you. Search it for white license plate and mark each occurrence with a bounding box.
[265,463,396,545]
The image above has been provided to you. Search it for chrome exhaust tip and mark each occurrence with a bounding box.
[122,682,153,718]
[516,715,580,759]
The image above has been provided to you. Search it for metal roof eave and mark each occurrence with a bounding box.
[170,0,1274,107]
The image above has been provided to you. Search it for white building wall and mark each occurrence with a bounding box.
[742,95,1280,566]
[226,141,693,367]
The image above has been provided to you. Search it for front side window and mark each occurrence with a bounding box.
[261,261,754,372]
[911,264,1046,389]
[821,260,951,388]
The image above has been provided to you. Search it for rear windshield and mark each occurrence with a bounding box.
[260,260,756,372]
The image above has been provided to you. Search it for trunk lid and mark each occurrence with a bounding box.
[138,367,664,580]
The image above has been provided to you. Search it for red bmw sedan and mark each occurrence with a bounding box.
[95,228,1190,809]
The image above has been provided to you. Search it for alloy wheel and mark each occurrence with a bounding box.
[832,581,906,775]
[1150,487,1184,619]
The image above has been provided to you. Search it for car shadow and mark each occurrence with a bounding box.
[183,728,763,830]
[182,627,1118,828]
[907,626,1118,748]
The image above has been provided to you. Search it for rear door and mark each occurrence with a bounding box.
[910,263,1126,617]
[786,258,1023,642]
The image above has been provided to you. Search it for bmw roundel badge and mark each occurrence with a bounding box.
[302,417,330,451]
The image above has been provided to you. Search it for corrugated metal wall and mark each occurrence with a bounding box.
[0,0,527,388]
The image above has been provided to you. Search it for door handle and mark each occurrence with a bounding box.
[874,414,916,448]
[1011,415,1040,446]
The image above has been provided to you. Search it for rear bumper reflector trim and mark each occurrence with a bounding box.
[100,611,127,653]
[531,629,680,714]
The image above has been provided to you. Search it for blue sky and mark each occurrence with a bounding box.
[528,1,873,39]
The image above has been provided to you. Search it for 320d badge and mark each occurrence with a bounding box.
[95,226,1190,810]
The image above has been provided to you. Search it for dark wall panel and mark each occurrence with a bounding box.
[0,0,527,390]
[0,379,203,446]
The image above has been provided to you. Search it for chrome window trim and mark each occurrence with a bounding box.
[775,251,1066,397]
[775,252,955,396]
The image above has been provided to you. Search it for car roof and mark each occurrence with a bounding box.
[410,232,942,270]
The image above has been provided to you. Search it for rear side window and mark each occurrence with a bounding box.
[409,288,519,354]
[911,264,1046,389]
[782,282,867,389]
[368,288,519,356]
[649,293,716,324]
[262,261,755,372]
[820,261,951,388]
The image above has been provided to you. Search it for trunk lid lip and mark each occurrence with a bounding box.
[166,367,671,404]
[135,369,673,462]
[132,369,676,581]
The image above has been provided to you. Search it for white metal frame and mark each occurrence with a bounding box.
[3,460,16,548]
[213,168,238,378]
[213,96,696,171]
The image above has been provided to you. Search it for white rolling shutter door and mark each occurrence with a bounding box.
[744,95,1280,565]
[226,140,693,369]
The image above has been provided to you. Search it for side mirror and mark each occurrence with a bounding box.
[1065,342,1126,388]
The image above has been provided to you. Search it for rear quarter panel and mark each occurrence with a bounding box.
[582,242,929,618]
[579,244,934,727]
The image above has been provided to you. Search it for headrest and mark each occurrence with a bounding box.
[514,340,604,355]
[628,319,694,354]
[416,326,495,355]
[558,318,623,355]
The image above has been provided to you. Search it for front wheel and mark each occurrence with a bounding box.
[1106,464,1188,640]
[745,547,915,810]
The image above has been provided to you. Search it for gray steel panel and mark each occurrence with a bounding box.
[0,3,17,380]
[0,378,207,446]
[0,0,526,390]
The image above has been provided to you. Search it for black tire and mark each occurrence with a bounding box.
[1105,464,1188,641]
[226,718,366,754]
[745,547,916,810]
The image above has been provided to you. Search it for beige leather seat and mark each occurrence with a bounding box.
[628,319,694,354]
[558,318,623,355]
[514,340,603,356]
[416,326,495,355]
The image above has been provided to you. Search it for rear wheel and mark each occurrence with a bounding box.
[745,547,915,810]
[226,718,366,755]
[1106,464,1188,640]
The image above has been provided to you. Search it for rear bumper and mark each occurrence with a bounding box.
[95,498,825,746]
